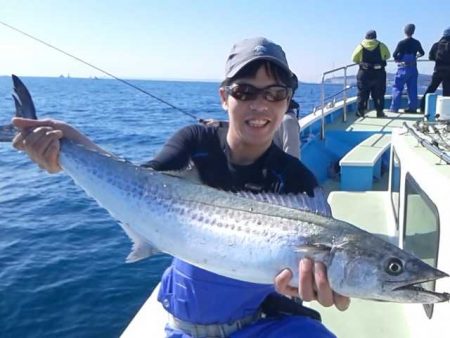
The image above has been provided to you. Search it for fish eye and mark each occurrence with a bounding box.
[385,258,404,275]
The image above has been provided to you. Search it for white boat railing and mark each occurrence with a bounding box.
[318,60,434,140]
[319,64,357,139]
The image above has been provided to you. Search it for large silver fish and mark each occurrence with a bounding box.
[3,75,450,304]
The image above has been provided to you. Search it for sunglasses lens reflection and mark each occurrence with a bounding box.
[226,84,290,102]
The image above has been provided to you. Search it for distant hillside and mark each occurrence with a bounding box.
[325,73,432,87]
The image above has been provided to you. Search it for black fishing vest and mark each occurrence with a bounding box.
[360,44,386,70]
[436,38,450,65]
[144,124,319,196]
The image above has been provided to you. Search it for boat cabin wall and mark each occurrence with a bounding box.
[389,130,449,248]
[388,130,450,320]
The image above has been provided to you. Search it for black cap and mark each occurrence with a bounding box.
[444,27,450,37]
[365,30,377,39]
[225,37,295,78]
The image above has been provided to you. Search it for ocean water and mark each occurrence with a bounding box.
[0,76,350,338]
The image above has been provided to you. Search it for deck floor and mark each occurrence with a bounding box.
[321,108,423,196]
[327,109,423,133]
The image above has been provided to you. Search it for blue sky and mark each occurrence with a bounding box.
[1,0,449,83]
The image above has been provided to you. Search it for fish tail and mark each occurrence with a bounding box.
[12,74,38,120]
[0,75,38,142]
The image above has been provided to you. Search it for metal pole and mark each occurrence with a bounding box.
[320,74,325,140]
[343,67,348,122]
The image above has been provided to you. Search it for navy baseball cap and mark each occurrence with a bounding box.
[365,30,377,39]
[225,37,295,79]
[404,24,415,35]
[443,27,450,37]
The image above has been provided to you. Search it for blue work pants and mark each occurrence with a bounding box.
[390,66,418,111]
[165,315,336,338]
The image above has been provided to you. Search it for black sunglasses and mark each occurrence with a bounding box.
[224,83,292,102]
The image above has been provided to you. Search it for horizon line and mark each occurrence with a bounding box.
[0,74,329,86]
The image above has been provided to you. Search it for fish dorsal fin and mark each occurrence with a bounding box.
[161,166,203,185]
[233,187,332,217]
[156,167,332,217]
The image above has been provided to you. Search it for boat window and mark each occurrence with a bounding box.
[390,148,401,228]
[403,173,440,319]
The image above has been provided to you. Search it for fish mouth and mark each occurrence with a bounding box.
[388,276,438,291]
[387,277,450,302]
[396,284,450,302]
[395,282,436,294]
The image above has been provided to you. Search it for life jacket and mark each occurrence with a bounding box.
[360,43,387,70]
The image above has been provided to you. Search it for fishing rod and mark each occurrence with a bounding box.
[0,20,202,122]
[407,122,450,164]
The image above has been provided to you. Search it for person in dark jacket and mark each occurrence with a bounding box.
[274,99,301,159]
[390,24,425,113]
[420,27,450,112]
[352,30,391,118]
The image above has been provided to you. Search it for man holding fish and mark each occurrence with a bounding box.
[12,37,349,337]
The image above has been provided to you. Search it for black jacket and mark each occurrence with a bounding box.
[429,36,450,70]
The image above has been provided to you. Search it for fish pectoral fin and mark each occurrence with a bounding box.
[118,222,161,263]
[295,243,332,256]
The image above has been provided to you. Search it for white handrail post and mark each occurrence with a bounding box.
[320,74,325,140]
[343,67,348,122]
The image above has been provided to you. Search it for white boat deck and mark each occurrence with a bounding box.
[328,190,396,240]
[121,283,167,338]
[330,110,422,133]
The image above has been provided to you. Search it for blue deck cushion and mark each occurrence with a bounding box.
[339,133,391,191]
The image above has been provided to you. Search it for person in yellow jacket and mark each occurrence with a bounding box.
[352,30,391,117]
